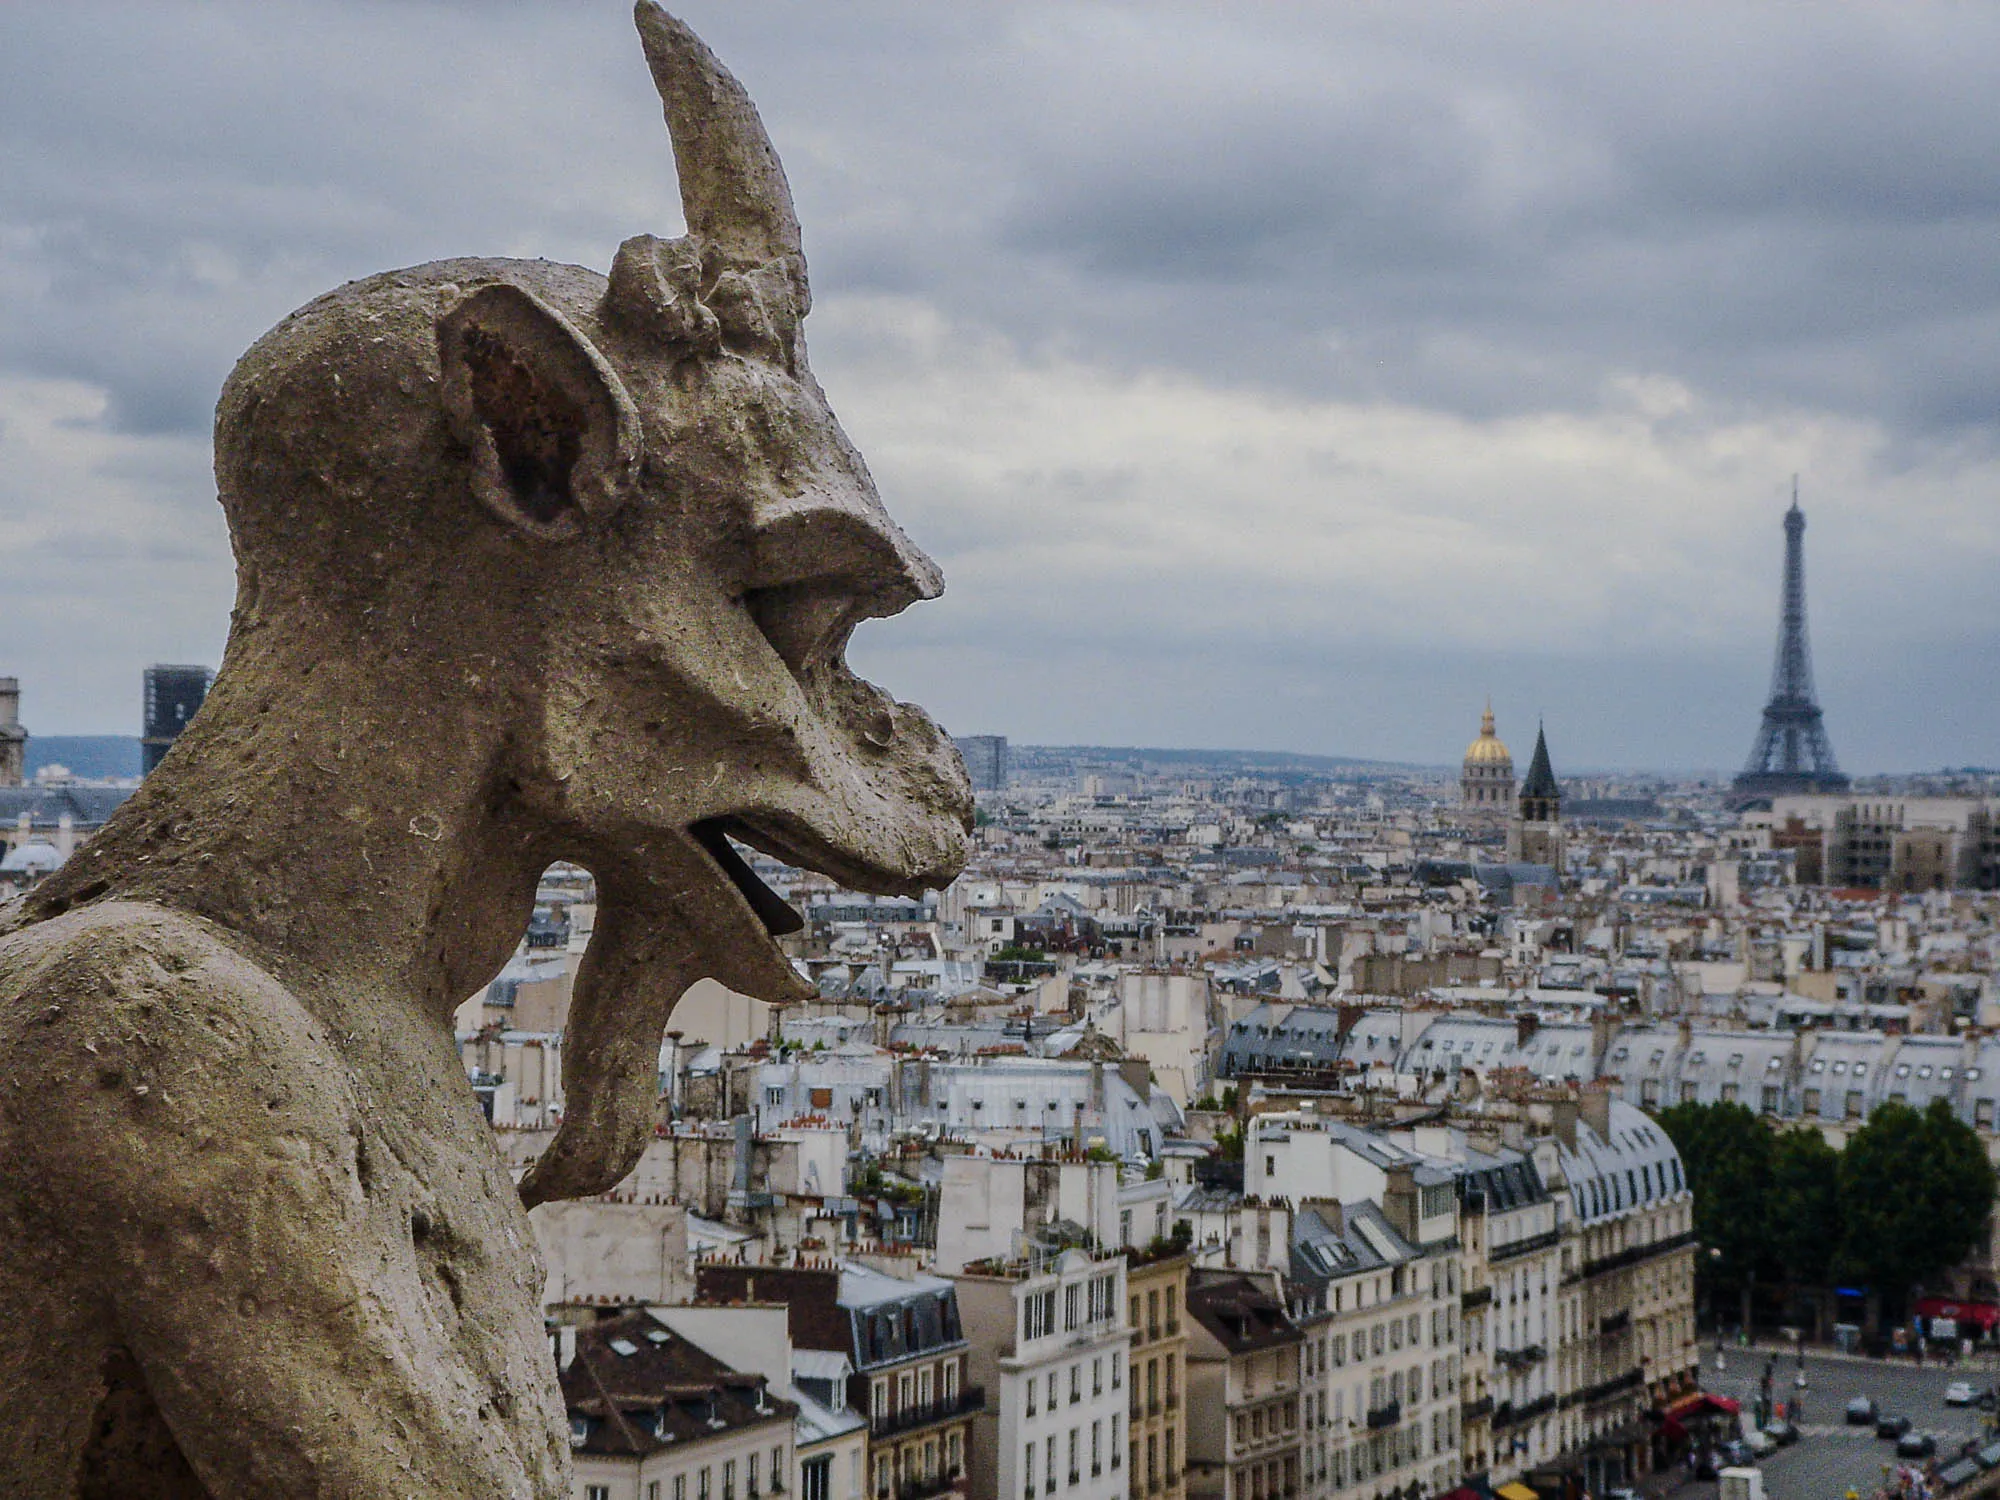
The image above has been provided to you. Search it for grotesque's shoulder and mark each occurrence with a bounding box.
[0,902,353,1194]
[0,899,271,1019]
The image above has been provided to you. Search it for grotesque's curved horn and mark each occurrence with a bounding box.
[634,2,804,278]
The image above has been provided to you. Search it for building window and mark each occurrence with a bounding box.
[802,1458,832,1500]
[588,1489,611,1500]
[700,1469,712,1500]
[1025,1442,1036,1498]
[676,1479,687,1500]
[1025,1289,1057,1341]
[749,1455,761,1497]
[725,1460,737,1500]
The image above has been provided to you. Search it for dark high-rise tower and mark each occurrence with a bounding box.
[1734,485,1848,801]
[142,664,213,775]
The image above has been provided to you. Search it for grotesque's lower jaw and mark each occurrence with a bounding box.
[687,818,805,938]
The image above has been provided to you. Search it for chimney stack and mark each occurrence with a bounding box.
[0,678,24,788]
[1381,1161,1420,1243]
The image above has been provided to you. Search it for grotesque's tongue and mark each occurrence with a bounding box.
[689,818,804,936]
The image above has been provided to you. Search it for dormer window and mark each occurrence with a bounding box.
[1832,1062,1847,1075]
[1766,1058,1783,1072]
[1728,1054,1743,1069]
[1811,1060,1826,1074]
[1918,1066,1934,1080]
[1897,1064,1912,1078]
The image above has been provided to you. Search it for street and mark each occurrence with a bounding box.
[1664,1351,1997,1500]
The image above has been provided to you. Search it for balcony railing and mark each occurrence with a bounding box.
[1493,1392,1556,1430]
[1580,1229,1697,1280]
[1461,1395,1494,1421]
[894,1474,961,1500]
[1598,1310,1631,1336]
[1581,1369,1645,1406]
[1460,1286,1493,1311]
[870,1387,985,1441]
[1488,1229,1562,1264]
[1365,1401,1401,1431]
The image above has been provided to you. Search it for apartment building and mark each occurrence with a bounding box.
[696,1262,980,1500]
[953,1246,1132,1500]
[1439,1141,1560,1486]
[1184,1268,1303,1500]
[562,1308,797,1500]
[1544,1095,1698,1495]
[1283,1197,1462,1500]
[1126,1248,1191,1500]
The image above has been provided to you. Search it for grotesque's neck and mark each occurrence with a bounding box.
[34,622,553,1029]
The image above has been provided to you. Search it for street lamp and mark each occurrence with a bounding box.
[1710,1249,1727,1372]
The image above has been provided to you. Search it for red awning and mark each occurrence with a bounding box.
[1664,1393,1740,1421]
[1916,1297,2000,1332]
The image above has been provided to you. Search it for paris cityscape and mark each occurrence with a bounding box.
[4,6,2000,1500]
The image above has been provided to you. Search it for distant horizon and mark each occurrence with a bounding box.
[24,731,1982,785]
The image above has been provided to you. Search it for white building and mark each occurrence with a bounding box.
[952,1247,1132,1500]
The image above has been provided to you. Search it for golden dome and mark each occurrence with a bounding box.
[1464,705,1512,766]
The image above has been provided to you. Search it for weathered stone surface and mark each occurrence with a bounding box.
[0,6,970,1495]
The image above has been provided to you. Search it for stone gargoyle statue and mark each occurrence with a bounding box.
[0,6,970,1496]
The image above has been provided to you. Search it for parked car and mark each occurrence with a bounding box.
[1878,1414,1913,1440]
[1898,1432,1939,1460]
[1946,1382,1978,1407]
[1744,1430,1778,1459]
[1848,1396,1878,1424]
[1762,1419,1801,1447]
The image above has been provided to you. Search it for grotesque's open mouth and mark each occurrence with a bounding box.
[688,818,806,937]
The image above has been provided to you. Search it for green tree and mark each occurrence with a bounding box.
[1656,1100,1774,1330]
[1837,1099,1997,1325]
[1766,1127,1842,1332]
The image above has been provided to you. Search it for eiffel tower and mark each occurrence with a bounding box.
[1733,481,1849,801]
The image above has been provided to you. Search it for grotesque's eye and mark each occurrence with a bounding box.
[744,583,858,681]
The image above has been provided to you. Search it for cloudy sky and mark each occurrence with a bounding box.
[4,2,1997,772]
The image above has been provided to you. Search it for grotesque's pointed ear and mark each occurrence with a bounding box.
[437,283,641,540]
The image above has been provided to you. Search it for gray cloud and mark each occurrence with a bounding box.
[1,0,1996,768]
